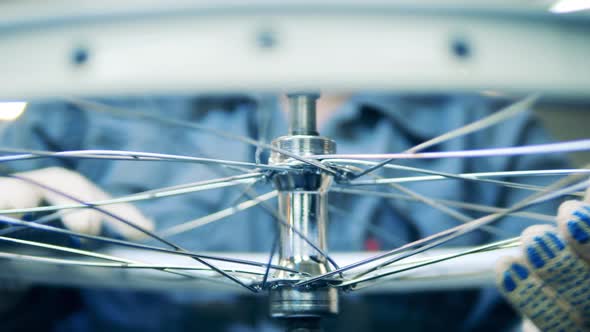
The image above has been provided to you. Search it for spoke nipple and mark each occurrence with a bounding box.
[344,284,356,292]
[334,169,355,183]
[261,171,274,182]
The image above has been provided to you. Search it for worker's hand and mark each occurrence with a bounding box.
[0,167,154,240]
[495,189,590,332]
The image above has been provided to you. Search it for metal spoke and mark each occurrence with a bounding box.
[8,95,578,296]
[234,185,341,270]
[295,171,589,287]
[349,176,590,283]
[0,235,138,264]
[315,139,590,161]
[340,165,590,182]
[339,237,520,290]
[6,173,179,247]
[160,191,277,237]
[350,94,539,179]
[0,173,264,215]
[66,98,340,177]
[351,175,510,279]
[0,210,65,236]
[0,214,304,276]
[0,148,287,172]
[331,187,553,223]
[0,174,260,292]
[255,95,275,165]
[330,160,586,197]
[338,165,509,240]
[0,235,197,279]
[261,233,279,290]
[0,251,264,277]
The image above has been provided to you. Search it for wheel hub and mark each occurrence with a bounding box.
[268,94,339,320]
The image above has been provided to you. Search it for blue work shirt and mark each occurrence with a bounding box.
[0,94,568,332]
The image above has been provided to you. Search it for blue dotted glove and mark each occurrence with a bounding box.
[496,191,590,332]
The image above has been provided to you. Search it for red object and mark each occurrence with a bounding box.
[364,237,380,251]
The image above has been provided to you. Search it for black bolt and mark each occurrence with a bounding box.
[71,47,90,66]
[451,38,471,59]
[257,30,278,50]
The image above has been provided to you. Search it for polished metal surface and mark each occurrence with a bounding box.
[268,170,339,318]
[270,136,336,166]
[276,189,330,267]
[269,94,339,318]
[270,286,338,318]
[287,93,320,136]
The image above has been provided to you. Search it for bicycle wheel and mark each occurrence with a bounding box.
[0,1,588,331]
